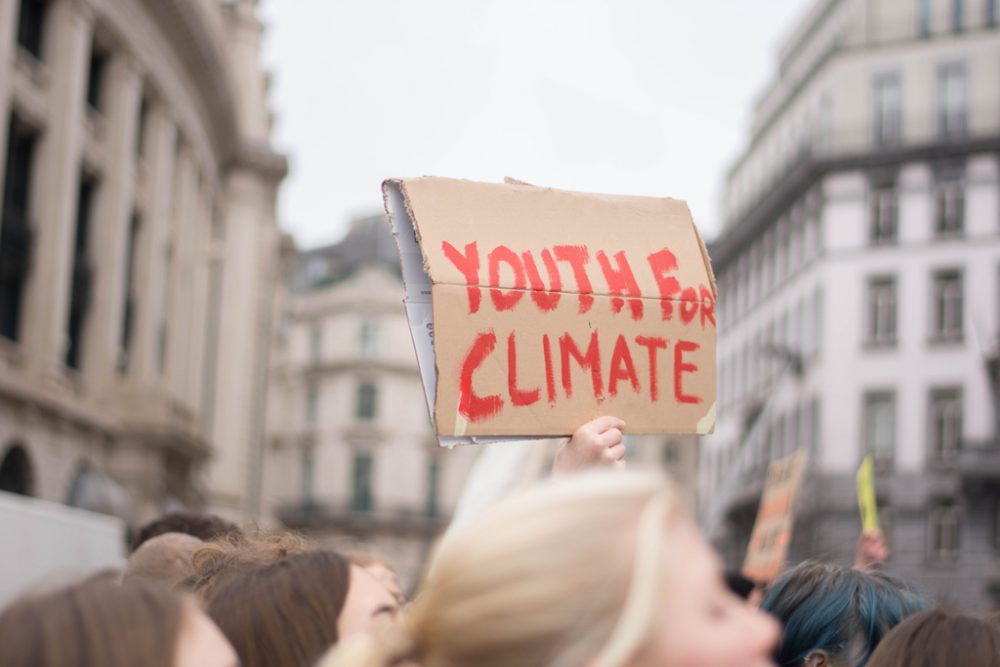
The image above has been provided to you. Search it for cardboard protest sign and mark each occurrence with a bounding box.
[742,449,808,584]
[856,455,880,532]
[383,177,717,444]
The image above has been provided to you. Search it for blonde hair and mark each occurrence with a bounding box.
[320,471,683,667]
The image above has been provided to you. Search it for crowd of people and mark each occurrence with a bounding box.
[1,417,998,666]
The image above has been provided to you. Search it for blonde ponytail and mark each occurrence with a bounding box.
[321,471,683,667]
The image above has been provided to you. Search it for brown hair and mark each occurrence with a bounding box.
[132,511,240,552]
[867,607,1000,667]
[0,572,185,667]
[186,531,308,600]
[207,549,352,667]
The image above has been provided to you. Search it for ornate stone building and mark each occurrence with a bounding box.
[702,0,1000,609]
[0,0,287,525]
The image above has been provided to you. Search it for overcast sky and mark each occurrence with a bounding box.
[258,0,809,248]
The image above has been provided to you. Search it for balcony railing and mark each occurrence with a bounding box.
[725,109,1000,233]
[278,501,447,538]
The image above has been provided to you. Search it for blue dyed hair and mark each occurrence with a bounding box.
[760,561,930,667]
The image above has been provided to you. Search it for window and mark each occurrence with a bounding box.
[935,166,965,236]
[952,0,964,31]
[931,270,963,342]
[135,96,148,157]
[866,277,897,347]
[0,117,36,343]
[305,382,319,426]
[919,0,932,36]
[16,0,49,60]
[938,63,967,138]
[85,46,107,111]
[356,381,377,421]
[359,319,379,359]
[929,388,963,461]
[662,440,679,466]
[301,445,315,507]
[426,458,440,518]
[873,73,902,146]
[66,177,96,370]
[810,286,824,357]
[870,182,898,243]
[117,215,140,374]
[309,323,322,362]
[929,502,961,562]
[157,243,172,374]
[864,391,895,465]
[351,452,373,512]
[988,0,997,26]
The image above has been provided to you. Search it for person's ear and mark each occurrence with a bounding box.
[803,650,831,667]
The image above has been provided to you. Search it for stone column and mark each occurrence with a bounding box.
[82,53,141,384]
[206,167,263,513]
[185,179,213,410]
[164,144,195,404]
[131,105,175,384]
[0,0,20,206]
[20,0,92,375]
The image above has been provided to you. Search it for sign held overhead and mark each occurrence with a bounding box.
[383,176,717,444]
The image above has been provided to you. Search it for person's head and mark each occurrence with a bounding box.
[867,607,1000,667]
[208,549,400,667]
[350,551,404,602]
[132,512,240,552]
[125,532,204,589]
[186,531,308,600]
[0,572,237,667]
[323,471,778,667]
[760,561,930,667]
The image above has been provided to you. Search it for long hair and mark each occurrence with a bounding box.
[867,607,1000,667]
[207,549,351,667]
[186,531,308,599]
[0,572,185,667]
[321,471,683,667]
[761,561,930,667]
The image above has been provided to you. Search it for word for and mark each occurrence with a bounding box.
[442,241,716,326]
[458,329,704,422]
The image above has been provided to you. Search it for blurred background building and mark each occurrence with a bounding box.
[701,0,1000,609]
[262,215,478,587]
[0,0,287,528]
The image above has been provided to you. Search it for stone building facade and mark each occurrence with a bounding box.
[702,0,1000,609]
[0,0,287,526]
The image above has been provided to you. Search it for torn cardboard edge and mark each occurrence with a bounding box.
[384,176,717,445]
[386,182,527,446]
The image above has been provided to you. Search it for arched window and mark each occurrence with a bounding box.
[0,443,33,496]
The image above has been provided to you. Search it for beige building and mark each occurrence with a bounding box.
[0,0,287,525]
[704,0,1000,608]
[263,216,480,587]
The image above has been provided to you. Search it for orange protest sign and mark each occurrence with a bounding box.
[742,449,808,584]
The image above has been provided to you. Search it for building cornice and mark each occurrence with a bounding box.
[711,134,1000,272]
[143,0,239,160]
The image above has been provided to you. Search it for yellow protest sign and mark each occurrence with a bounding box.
[856,455,880,532]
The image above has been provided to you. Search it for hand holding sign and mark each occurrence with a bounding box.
[553,416,627,475]
[853,530,890,572]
